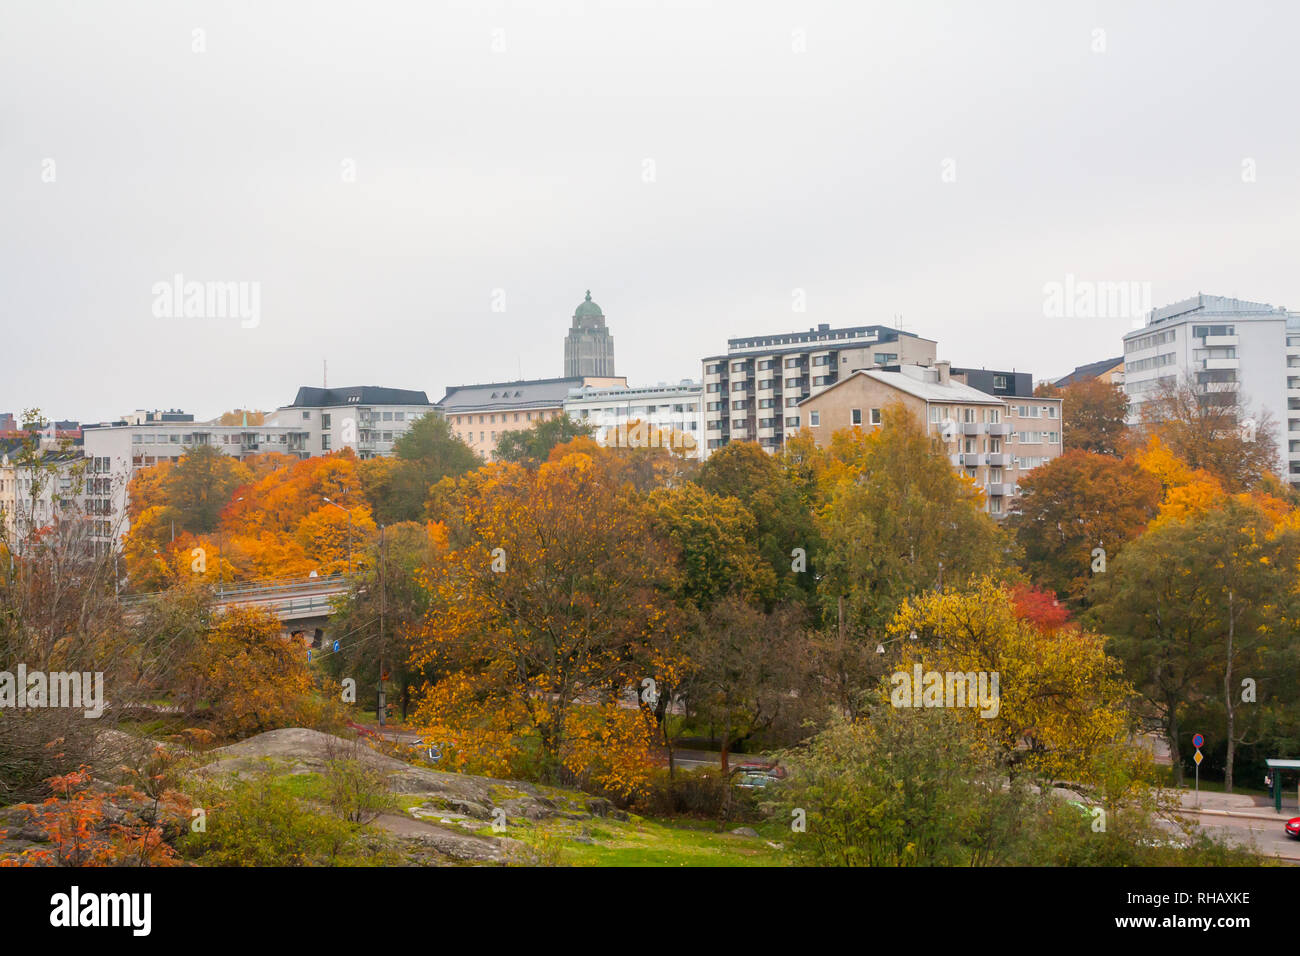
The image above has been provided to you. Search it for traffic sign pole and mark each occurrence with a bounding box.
[1192,734,1205,806]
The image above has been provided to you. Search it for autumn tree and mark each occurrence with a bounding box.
[1009,449,1161,603]
[412,451,684,784]
[1058,378,1130,455]
[1138,373,1280,491]
[216,409,265,426]
[890,577,1133,783]
[200,607,318,739]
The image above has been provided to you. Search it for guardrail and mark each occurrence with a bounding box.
[123,574,348,605]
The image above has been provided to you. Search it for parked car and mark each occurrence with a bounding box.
[1285,816,1300,839]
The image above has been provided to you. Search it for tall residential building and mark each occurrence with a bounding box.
[702,323,937,453]
[564,381,705,460]
[1122,294,1299,484]
[793,362,1063,517]
[439,374,626,462]
[563,290,616,377]
[265,386,437,459]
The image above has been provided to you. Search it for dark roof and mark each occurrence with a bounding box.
[288,386,433,408]
[1053,357,1123,387]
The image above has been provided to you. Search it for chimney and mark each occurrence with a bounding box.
[935,360,951,384]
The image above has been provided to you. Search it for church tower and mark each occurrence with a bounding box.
[563,290,616,377]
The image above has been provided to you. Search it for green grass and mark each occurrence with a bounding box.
[475,812,791,867]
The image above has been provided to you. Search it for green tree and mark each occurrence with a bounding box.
[776,706,1031,867]
[493,414,594,465]
[162,444,251,535]
[1090,499,1300,790]
[696,441,819,604]
[815,405,1005,642]
[360,414,477,523]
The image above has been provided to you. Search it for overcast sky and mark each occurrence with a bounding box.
[4,0,1299,424]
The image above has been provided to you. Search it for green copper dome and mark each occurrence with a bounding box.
[574,289,603,319]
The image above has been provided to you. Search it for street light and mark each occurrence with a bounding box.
[321,496,353,574]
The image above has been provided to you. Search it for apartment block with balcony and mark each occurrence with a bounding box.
[1122,294,1296,484]
[266,386,437,459]
[702,323,937,455]
[792,362,1062,516]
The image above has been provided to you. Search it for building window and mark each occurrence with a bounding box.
[870,408,881,425]
[322,413,331,428]
[302,411,311,420]
[851,408,862,426]
[810,411,820,427]
[993,375,1008,390]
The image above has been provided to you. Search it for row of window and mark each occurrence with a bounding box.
[1126,328,1177,353]
[1127,352,1177,373]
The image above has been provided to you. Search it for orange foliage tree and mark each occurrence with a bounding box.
[411,450,685,789]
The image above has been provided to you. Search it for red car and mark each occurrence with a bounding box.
[1285,817,1300,839]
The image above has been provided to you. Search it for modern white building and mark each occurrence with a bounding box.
[265,386,437,459]
[1122,294,1300,484]
[563,381,706,460]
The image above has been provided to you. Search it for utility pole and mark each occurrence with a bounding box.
[377,523,387,728]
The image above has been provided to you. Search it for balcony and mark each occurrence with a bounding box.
[986,453,1011,467]
[959,453,983,467]
[960,422,985,435]
[1203,358,1239,371]
[987,422,1012,436]
[1203,335,1239,347]
[985,483,1015,497]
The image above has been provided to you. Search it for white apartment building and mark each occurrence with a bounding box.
[1122,294,1299,484]
[82,386,434,552]
[81,415,313,551]
[265,386,437,459]
[0,446,88,549]
[563,381,705,460]
[702,323,937,453]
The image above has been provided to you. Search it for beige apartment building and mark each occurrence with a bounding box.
[795,362,1063,516]
[438,375,626,461]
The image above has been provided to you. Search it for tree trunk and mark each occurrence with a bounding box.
[1224,589,1236,793]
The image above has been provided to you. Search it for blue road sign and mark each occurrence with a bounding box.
[1192,733,1204,749]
